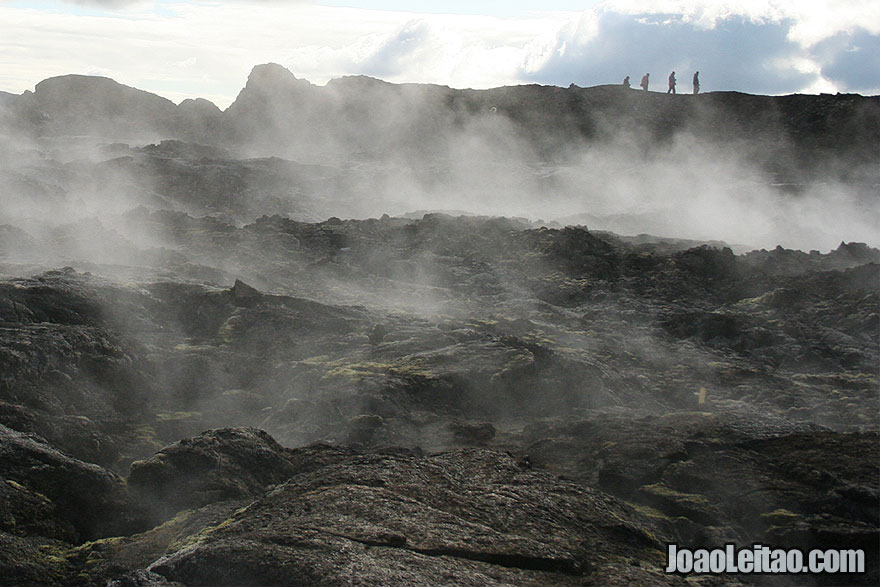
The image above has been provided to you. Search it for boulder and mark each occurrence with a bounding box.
[0,425,148,542]
[128,428,353,519]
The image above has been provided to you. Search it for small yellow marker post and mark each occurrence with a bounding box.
[698,387,707,405]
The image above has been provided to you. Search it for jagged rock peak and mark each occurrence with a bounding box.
[837,241,872,254]
[245,63,310,90]
[231,278,262,300]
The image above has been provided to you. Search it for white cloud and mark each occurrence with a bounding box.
[56,0,310,6]
[518,9,821,93]
[58,0,147,6]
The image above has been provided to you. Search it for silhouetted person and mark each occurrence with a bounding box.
[693,71,700,94]
[623,75,630,88]
[667,71,676,94]
[640,73,649,91]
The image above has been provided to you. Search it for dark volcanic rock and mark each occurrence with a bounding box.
[448,420,496,445]
[0,473,76,542]
[523,410,880,583]
[228,279,262,306]
[12,74,180,140]
[147,448,686,586]
[0,269,159,467]
[0,425,147,542]
[107,570,187,587]
[128,428,354,519]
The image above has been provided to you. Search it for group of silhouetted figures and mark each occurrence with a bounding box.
[622,71,700,94]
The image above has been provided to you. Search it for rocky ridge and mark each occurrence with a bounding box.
[3,64,878,177]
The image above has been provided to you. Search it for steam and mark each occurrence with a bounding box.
[538,132,879,251]
[276,108,876,253]
[0,70,876,280]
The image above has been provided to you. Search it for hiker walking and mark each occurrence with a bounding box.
[693,71,700,94]
[623,75,630,88]
[667,71,676,94]
[640,73,649,91]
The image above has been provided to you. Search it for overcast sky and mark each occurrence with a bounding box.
[1,0,877,108]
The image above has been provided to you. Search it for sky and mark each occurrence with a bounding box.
[1,0,878,108]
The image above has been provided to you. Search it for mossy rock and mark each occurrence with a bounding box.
[633,484,720,527]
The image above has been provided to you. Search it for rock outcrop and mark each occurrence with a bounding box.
[2,64,877,178]
[0,425,148,542]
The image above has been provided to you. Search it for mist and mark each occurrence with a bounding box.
[3,75,876,270]
[0,80,876,467]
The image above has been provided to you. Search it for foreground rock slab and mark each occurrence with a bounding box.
[144,448,690,586]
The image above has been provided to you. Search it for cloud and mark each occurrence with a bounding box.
[357,20,437,78]
[519,10,818,93]
[812,28,880,93]
[57,0,148,7]
[57,0,309,6]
